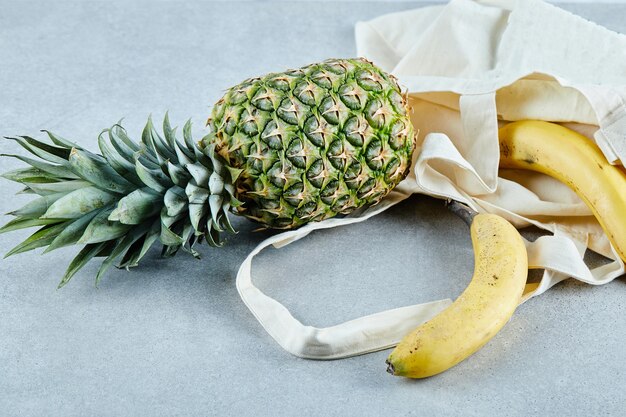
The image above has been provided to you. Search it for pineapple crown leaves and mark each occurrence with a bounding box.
[0,114,243,288]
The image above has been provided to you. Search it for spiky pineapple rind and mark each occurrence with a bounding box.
[204,58,415,229]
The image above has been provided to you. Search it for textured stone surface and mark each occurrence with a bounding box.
[0,2,624,416]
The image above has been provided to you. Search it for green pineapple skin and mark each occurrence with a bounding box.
[203,58,416,229]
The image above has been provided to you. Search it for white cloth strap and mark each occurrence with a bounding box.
[236,186,624,360]
[236,187,452,359]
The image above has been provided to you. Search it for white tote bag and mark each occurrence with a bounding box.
[236,0,626,359]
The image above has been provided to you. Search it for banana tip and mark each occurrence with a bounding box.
[385,359,396,375]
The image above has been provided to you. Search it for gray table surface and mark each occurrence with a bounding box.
[1,2,625,416]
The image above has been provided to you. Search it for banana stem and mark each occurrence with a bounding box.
[446,200,478,227]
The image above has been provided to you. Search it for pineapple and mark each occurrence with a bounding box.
[0,58,415,287]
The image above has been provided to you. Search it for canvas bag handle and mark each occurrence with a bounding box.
[235,185,452,360]
[235,186,623,360]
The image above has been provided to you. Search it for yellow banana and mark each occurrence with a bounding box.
[499,120,626,262]
[386,203,528,378]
